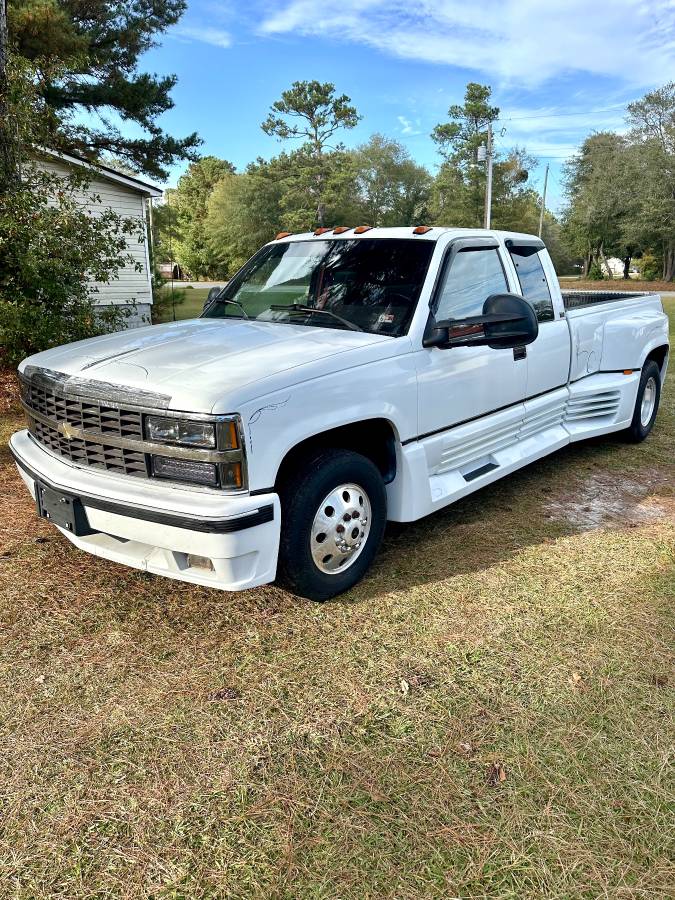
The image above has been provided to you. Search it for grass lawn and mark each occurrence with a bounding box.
[154,287,212,323]
[0,301,673,897]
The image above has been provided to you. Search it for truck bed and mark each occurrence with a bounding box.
[561,290,658,311]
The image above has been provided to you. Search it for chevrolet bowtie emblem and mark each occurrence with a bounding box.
[58,421,77,440]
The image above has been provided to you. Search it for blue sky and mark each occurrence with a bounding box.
[140,0,675,212]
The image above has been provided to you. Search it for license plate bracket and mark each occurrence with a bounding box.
[35,482,95,536]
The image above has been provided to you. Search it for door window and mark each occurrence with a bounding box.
[508,246,554,322]
[435,248,508,320]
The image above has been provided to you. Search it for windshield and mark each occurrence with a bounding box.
[201,239,435,336]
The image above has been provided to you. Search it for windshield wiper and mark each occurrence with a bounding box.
[270,304,363,332]
[212,296,249,318]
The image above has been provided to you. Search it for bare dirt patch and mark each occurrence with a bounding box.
[544,469,675,530]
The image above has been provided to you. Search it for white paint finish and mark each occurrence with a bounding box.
[19,319,412,417]
[565,294,668,380]
[237,343,419,491]
[415,343,526,435]
[525,319,571,396]
[10,429,280,591]
[565,371,640,441]
[12,228,670,591]
[599,303,669,371]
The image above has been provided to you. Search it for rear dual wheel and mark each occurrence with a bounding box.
[277,449,387,601]
[624,360,661,443]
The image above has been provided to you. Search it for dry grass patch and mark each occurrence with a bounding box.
[0,302,673,898]
[560,278,675,294]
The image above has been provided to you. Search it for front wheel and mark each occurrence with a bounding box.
[277,449,387,601]
[623,360,661,443]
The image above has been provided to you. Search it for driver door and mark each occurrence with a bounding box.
[416,239,527,439]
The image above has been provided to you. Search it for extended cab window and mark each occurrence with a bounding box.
[508,245,555,322]
[203,239,434,336]
[435,247,508,320]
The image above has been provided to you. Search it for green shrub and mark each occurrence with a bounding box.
[0,165,143,366]
[587,260,605,280]
[637,253,661,281]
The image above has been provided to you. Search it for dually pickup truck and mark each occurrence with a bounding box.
[11,227,670,600]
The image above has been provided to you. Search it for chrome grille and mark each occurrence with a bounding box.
[30,417,148,477]
[18,368,247,491]
[21,373,150,478]
[23,379,144,439]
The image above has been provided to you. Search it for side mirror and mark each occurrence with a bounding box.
[203,286,222,311]
[424,293,538,350]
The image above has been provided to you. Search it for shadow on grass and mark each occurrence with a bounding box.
[1,412,671,621]
[350,431,672,603]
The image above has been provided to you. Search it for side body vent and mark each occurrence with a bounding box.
[565,390,622,421]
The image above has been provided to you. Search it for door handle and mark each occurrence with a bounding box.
[513,346,527,361]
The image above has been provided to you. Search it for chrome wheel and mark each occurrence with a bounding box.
[310,483,371,574]
[640,376,657,427]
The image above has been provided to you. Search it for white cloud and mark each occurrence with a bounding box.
[397,115,422,135]
[173,24,232,48]
[258,0,675,87]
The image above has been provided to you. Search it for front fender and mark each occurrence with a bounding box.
[237,354,418,492]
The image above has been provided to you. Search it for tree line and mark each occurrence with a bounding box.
[160,81,575,279]
[1,0,675,370]
[162,79,675,285]
[563,83,675,281]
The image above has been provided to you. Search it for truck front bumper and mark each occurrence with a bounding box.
[9,429,281,591]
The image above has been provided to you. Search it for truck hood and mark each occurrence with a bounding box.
[20,318,396,412]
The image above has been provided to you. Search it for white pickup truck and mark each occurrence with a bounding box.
[11,227,670,600]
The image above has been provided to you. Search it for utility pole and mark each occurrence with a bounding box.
[538,163,549,238]
[483,122,494,229]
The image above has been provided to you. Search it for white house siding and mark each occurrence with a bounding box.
[34,155,157,329]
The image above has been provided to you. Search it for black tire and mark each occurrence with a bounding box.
[277,448,387,601]
[623,360,661,443]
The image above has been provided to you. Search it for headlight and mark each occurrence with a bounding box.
[152,455,218,486]
[145,413,246,491]
[146,415,217,449]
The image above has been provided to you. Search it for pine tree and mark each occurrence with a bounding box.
[8,0,200,178]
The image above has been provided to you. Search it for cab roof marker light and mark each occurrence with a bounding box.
[275,231,292,240]
[313,227,331,236]
[413,225,433,235]
[354,225,373,234]
[333,226,351,234]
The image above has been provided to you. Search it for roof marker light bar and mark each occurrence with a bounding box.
[333,226,351,234]
[413,226,433,234]
[275,231,292,240]
[354,225,373,234]
[313,227,332,235]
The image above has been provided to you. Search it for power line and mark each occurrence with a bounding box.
[498,103,627,124]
